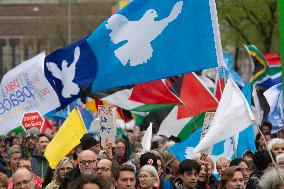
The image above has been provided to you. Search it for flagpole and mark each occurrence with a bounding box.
[232,137,237,159]
[255,123,284,185]
[67,0,72,44]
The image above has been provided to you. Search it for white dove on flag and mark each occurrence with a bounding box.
[47,47,80,98]
[106,1,183,66]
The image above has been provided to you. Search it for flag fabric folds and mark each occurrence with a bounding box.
[0,52,60,134]
[170,82,256,160]
[263,83,284,133]
[44,37,97,109]
[141,123,152,152]
[44,108,87,168]
[90,80,180,112]
[195,78,255,153]
[140,73,218,137]
[88,0,220,93]
[245,45,281,89]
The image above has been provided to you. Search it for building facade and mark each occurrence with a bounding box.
[0,0,114,78]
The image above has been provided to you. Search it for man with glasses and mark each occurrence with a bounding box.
[59,150,97,189]
[95,158,115,188]
[12,168,36,189]
[8,158,43,189]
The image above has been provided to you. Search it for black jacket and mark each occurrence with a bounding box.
[29,151,48,179]
[59,166,81,189]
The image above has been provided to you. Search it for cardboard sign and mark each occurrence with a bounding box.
[201,112,215,139]
[93,105,116,147]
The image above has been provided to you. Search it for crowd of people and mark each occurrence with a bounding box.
[0,123,283,189]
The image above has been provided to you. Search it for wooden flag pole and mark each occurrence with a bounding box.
[255,123,284,185]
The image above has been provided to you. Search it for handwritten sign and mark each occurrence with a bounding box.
[93,105,116,147]
[0,52,60,134]
[201,112,215,139]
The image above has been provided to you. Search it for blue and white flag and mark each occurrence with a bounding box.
[263,83,284,133]
[169,83,256,161]
[0,53,60,134]
[44,37,97,109]
[223,52,244,87]
[88,0,221,93]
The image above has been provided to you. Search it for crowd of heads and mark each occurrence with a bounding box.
[0,123,282,189]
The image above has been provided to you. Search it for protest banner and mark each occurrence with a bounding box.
[0,52,60,134]
[92,105,116,147]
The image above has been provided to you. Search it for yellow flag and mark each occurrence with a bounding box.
[44,108,87,168]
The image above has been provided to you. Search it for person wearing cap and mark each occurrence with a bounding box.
[80,133,101,156]
[22,131,38,158]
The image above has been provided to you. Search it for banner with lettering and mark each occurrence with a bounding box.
[0,52,60,134]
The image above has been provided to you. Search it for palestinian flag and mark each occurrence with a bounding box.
[140,73,218,137]
[177,112,214,141]
[245,45,281,89]
[88,79,181,112]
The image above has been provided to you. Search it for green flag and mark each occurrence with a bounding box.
[9,126,25,134]
[177,112,215,141]
[280,0,284,85]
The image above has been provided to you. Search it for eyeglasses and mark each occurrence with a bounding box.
[95,167,111,172]
[14,177,33,188]
[59,167,73,172]
[79,160,97,165]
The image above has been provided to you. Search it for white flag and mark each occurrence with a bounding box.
[141,123,152,152]
[0,52,60,134]
[195,77,255,153]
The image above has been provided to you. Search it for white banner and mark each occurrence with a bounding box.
[0,52,60,134]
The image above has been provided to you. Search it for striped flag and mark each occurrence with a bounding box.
[140,73,218,137]
[89,80,181,112]
[245,45,281,89]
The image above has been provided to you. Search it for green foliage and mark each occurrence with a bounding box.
[217,0,279,53]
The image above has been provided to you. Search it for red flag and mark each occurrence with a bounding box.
[41,119,56,135]
[214,75,225,101]
[177,73,218,119]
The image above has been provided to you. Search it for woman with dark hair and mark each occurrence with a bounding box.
[218,166,245,189]
[67,176,106,189]
[114,138,129,165]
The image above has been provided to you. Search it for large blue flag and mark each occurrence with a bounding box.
[169,83,256,161]
[44,37,97,109]
[88,0,219,93]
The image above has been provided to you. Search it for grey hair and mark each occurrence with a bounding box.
[140,165,159,179]
[276,154,284,163]
[259,167,284,189]
[267,138,284,151]
[8,145,21,156]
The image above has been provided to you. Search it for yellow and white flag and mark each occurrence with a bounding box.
[45,108,87,168]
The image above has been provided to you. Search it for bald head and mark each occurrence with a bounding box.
[12,168,35,189]
[78,150,97,176]
[96,159,112,179]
